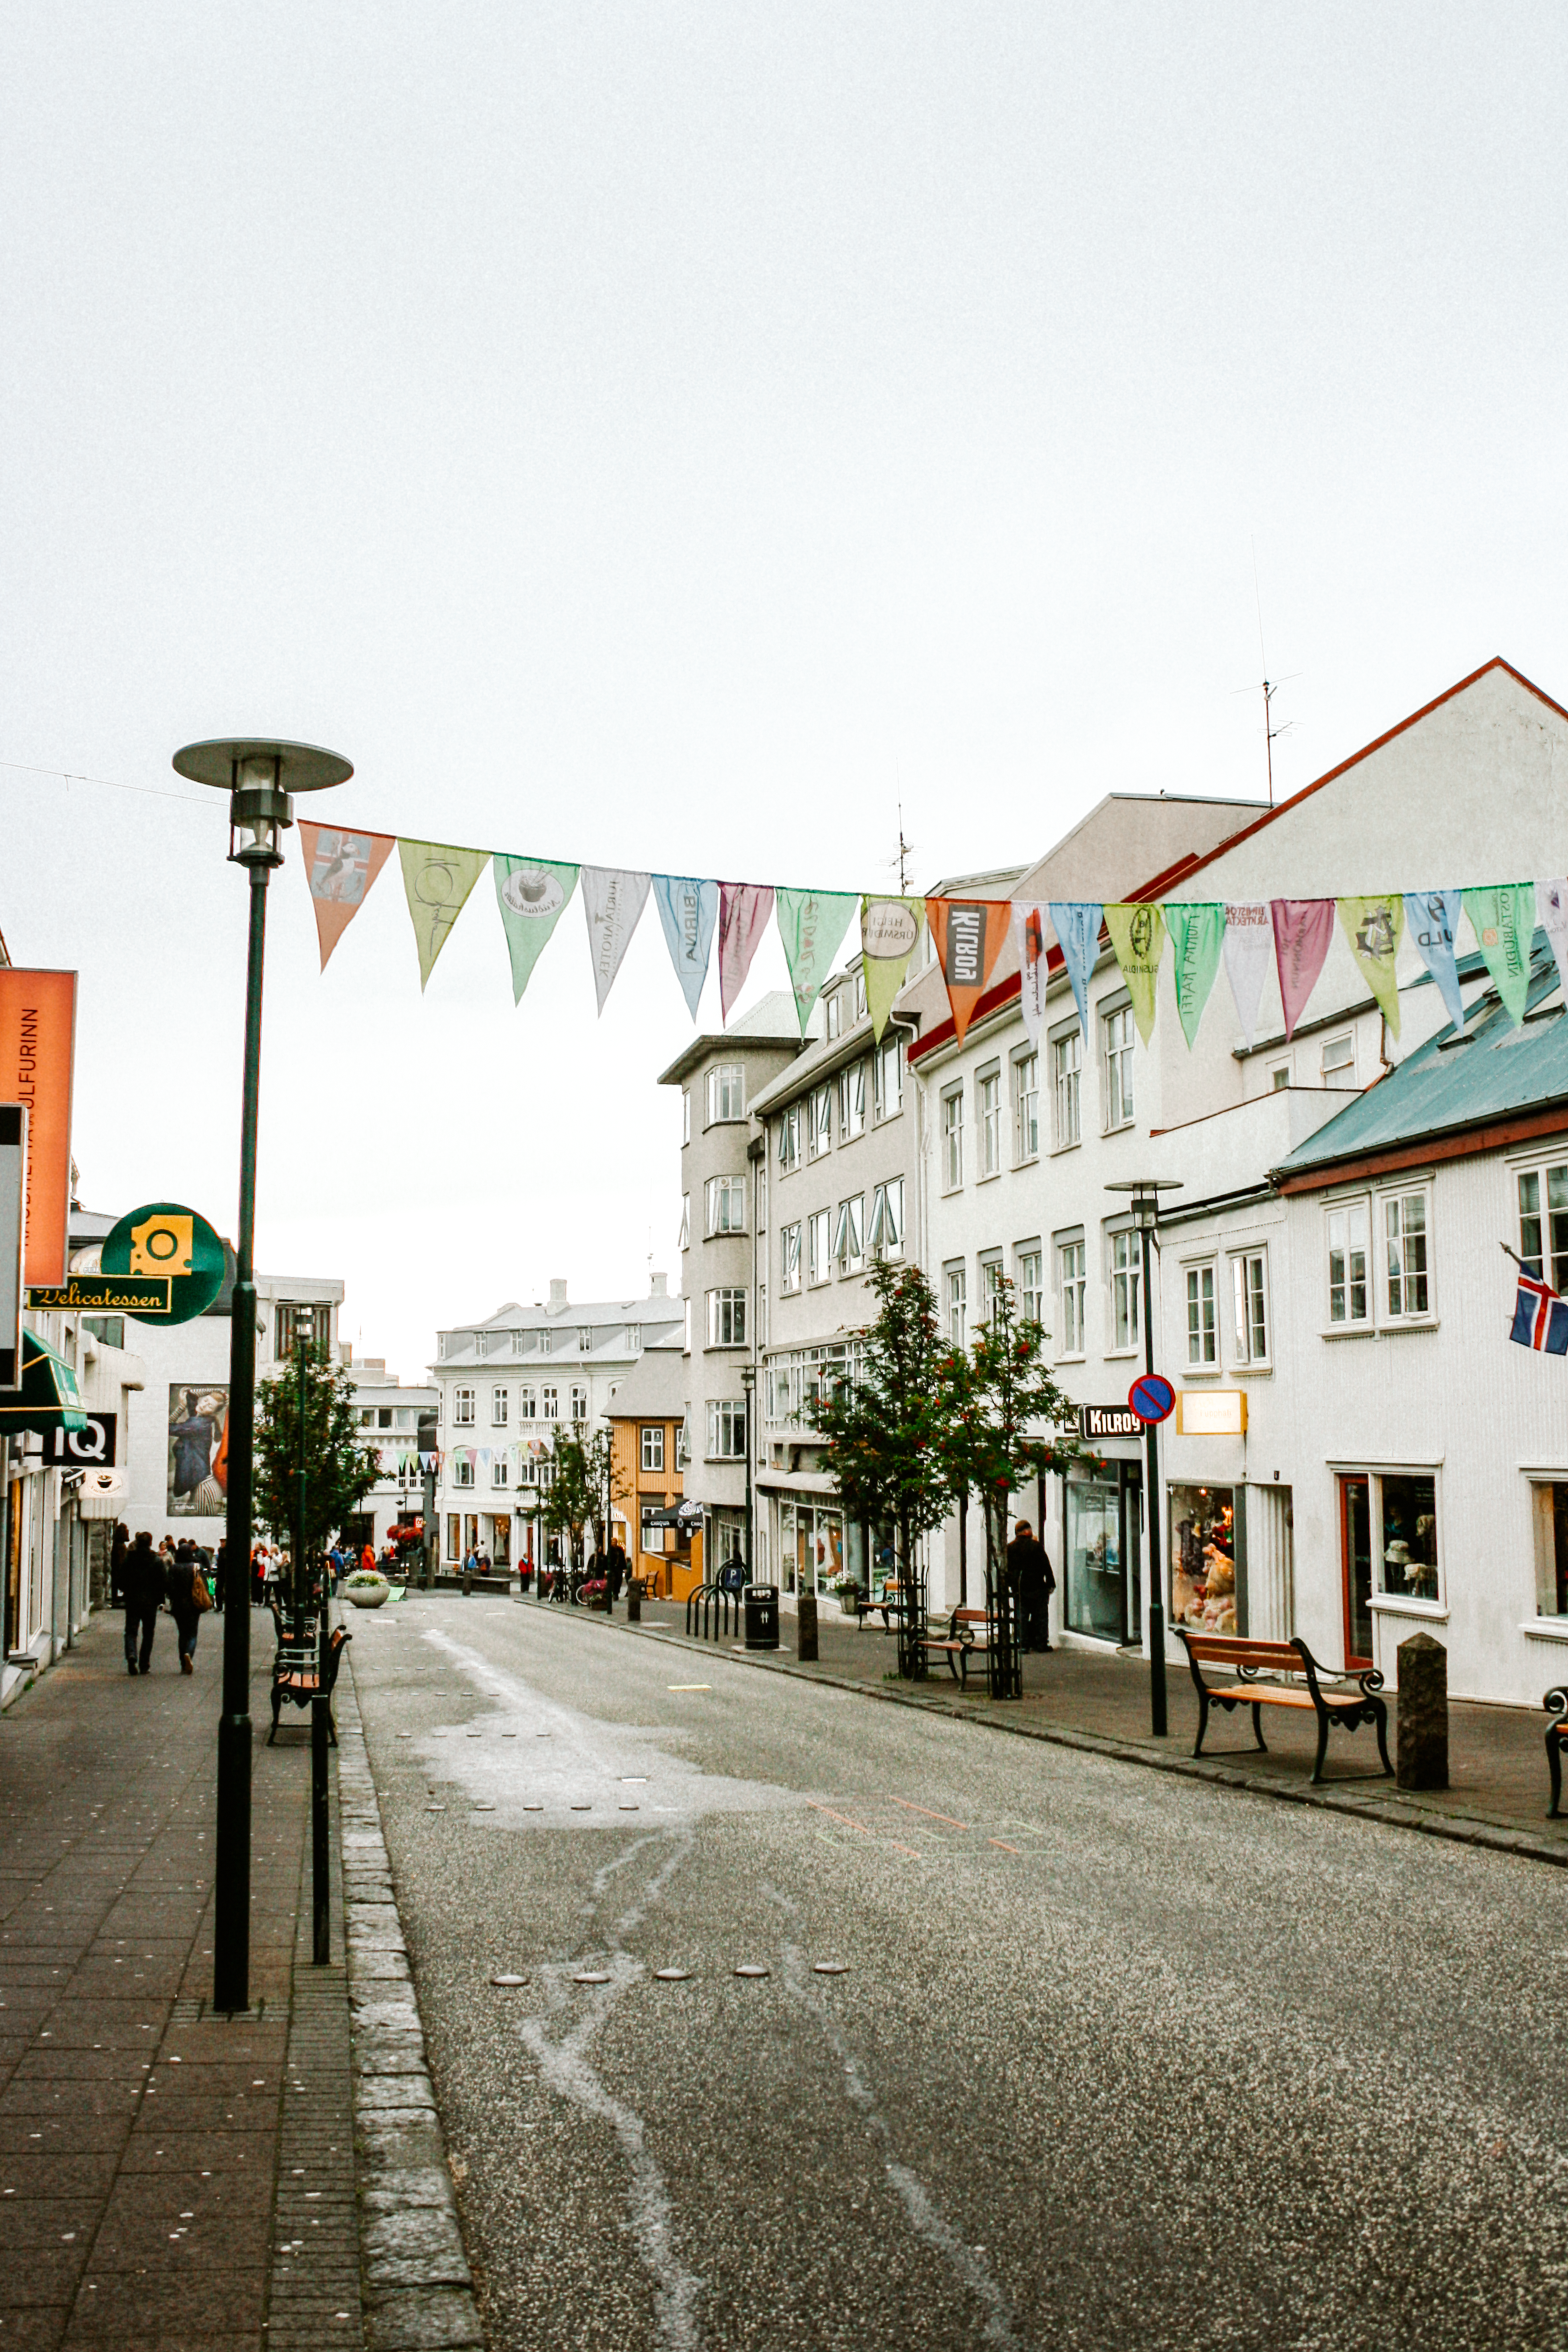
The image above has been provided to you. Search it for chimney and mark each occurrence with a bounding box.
[650,1272,668,1297]
[548,1278,568,1310]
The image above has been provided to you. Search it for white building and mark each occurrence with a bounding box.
[344,1352,438,1558]
[430,1276,682,1571]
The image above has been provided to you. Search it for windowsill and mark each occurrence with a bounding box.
[1056,1351,1086,1366]
[1051,1141,1082,1157]
[1182,1364,1221,1378]
[840,1131,865,1147]
[1321,1320,1439,1339]
[1522,1618,1568,1642]
[1368,1594,1447,1622]
[940,1185,964,1198]
[1013,1154,1040,1172]
[977,1170,1002,1185]
[1104,1347,1139,1362]
[1102,1120,1136,1138]
[1381,1316,1438,1334]
[705,1232,749,1243]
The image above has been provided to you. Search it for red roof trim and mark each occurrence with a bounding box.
[1169,658,1568,893]
[1275,1102,1568,1194]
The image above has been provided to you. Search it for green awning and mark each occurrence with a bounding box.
[0,1331,88,1435]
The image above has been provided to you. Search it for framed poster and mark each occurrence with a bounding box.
[168,1383,229,1516]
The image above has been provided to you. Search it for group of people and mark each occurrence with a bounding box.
[111,1526,213,1676]
[327,1540,378,1591]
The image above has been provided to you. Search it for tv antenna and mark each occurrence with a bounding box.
[1237,542,1298,806]
[893,802,913,894]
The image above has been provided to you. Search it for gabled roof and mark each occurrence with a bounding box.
[1274,935,1568,1189]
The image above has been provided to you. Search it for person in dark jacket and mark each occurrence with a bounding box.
[1007,1519,1056,1653]
[604,1539,628,1605]
[166,1541,203,1674]
[109,1523,130,1608]
[123,1532,164,1675]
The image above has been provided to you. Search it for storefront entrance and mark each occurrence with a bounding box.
[781,1500,843,1597]
[1340,1475,1373,1668]
[1064,1463,1142,1644]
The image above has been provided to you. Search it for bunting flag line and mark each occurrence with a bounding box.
[1049,903,1102,1039]
[1540,881,1568,1005]
[580,867,651,1015]
[927,898,1009,1045]
[653,876,718,1021]
[1166,902,1224,1048]
[1463,884,1535,1028]
[1103,903,1166,1044]
[718,884,776,1024]
[1271,900,1335,1043]
[861,897,925,1042]
[494,857,579,1005]
[776,888,858,1036]
[1222,903,1272,1049]
[1011,901,1050,1046]
[398,840,491,990]
[298,823,396,971]
[1338,895,1404,1036]
[1404,890,1464,1029]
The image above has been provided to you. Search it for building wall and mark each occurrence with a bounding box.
[607,1409,691,1599]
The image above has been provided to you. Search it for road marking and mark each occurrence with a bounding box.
[808,1802,921,1859]
[988,1840,1021,1854]
[890,1797,971,1830]
[666,1684,710,1691]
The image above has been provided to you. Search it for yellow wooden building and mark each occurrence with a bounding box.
[605,1342,701,1602]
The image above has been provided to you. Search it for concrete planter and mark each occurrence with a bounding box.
[347,1582,390,1609]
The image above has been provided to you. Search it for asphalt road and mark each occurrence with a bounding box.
[347,1595,1568,2352]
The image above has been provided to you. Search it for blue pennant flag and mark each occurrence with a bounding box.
[653,875,718,1020]
[1510,1271,1568,1354]
[1404,890,1464,1029]
[1049,903,1102,1038]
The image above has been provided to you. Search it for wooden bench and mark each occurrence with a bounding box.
[268,1615,351,1746]
[1176,1631,1391,1784]
[855,1584,904,1630]
[1544,1687,1568,1816]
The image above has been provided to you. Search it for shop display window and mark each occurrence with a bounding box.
[1378,1473,1437,1599]
[1531,1481,1568,1616]
[1170,1486,1236,1631]
[1064,1469,1139,1643]
[780,1500,844,1597]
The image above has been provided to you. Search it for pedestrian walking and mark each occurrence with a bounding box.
[109,1522,130,1608]
[605,1536,628,1605]
[166,1541,206,1674]
[1007,1518,1055,1652]
[360,1543,375,1576]
[122,1532,164,1675]
[214,1538,228,1613]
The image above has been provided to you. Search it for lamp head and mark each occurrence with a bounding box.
[173,738,352,869]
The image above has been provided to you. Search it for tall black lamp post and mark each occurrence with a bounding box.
[1106,1178,1182,1739]
[174,738,352,2017]
[739,1361,755,1580]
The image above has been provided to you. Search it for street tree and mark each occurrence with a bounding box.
[253,1348,380,1596]
[542,1425,629,1573]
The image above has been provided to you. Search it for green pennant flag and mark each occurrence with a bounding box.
[397,839,491,990]
[860,896,925,1043]
[1103,903,1166,1044]
[776,889,858,1035]
[1165,903,1224,1048]
[493,857,579,1005]
[1337,895,1405,1037]
[1463,883,1536,1027]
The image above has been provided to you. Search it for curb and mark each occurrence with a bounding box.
[518,1593,1568,1873]
[337,1655,487,2352]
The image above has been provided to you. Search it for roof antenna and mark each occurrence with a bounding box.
[1241,539,1297,808]
[897,801,912,894]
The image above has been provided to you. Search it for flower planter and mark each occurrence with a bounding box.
[347,1582,390,1609]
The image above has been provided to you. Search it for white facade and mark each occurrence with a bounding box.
[346,1355,438,1556]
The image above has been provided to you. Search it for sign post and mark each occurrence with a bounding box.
[1107,1178,1183,1738]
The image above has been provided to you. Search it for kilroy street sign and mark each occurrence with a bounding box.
[1128,1373,1176,1425]
[1079,1404,1141,1440]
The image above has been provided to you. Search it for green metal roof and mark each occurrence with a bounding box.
[1275,933,1568,1181]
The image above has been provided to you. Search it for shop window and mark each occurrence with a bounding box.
[707,1064,745,1123]
[1110,1231,1140,1352]
[1064,1470,1139,1643]
[780,1499,844,1598]
[1053,1028,1082,1149]
[641,1504,670,1559]
[942,1088,965,1190]
[782,1222,802,1293]
[491,1388,509,1426]
[1379,1472,1439,1600]
[1518,1164,1568,1294]
[945,1263,967,1348]
[1170,1486,1237,1632]
[1230,1252,1269,1364]
[1383,1190,1430,1320]
[1185,1265,1217,1365]
[1058,1240,1086,1355]
[1103,1005,1135,1130]
[978,1069,1001,1177]
[1014,1052,1039,1163]
[446,1514,460,1562]
[1326,1199,1371,1326]
[1531,1481,1568,1616]
[838,1060,866,1141]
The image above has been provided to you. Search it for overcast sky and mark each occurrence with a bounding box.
[2,1,1565,1380]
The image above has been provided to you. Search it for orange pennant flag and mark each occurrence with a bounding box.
[298,824,396,970]
[925,898,1010,1044]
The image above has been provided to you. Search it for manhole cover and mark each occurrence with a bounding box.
[653,1968,691,1982]
[490,1973,526,1987]
[425,1805,447,1813]
[523,1803,544,1812]
[473,1804,497,1812]
[813,1962,849,1976]
[570,1803,591,1812]
[573,1971,611,1985]
[734,1965,770,1980]
[618,1804,639,1812]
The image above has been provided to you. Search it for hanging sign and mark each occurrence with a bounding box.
[0,973,75,1288]
[100,1203,225,1326]
[0,1105,22,1390]
[1079,1404,1141,1440]
[27,1275,171,1315]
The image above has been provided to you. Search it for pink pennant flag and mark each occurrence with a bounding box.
[718,884,775,1023]
[1271,899,1335,1041]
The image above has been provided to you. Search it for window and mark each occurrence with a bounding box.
[1053,1029,1082,1148]
[438,1334,449,1361]
[707,1288,748,1345]
[808,1083,833,1159]
[275,1302,323,1359]
[778,1103,800,1170]
[832,1195,864,1275]
[1270,1065,1290,1092]
[873,1035,903,1119]
[454,1453,473,1488]
[682,1087,691,1144]
[677,1419,690,1469]
[518,1387,536,1419]
[491,1387,508,1426]
[1103,1005,1135,1130]
[1531,1481,1568,1616]
[706,1399,747,1459]
[757,1165,767,1229]
[679,1195,690,1251]
[1186,1265,1217,1365]
[641,1503,668,1559]
[492,1455,510,1489]
[538,1330,552,1355]
[868,1179,904,1260]
[1017,1247,1043,1326]
[854,969,867,1022]
[945,1263,967,1348]
[1230,1253,1269,1364]
[474,1333,488,1360]
[1110,1230,1140,1351]
[1059,1241,1086,1354]
[1378,1472,1439,1600]
[359,1407,375,1427]
[542,1385,559,1421]
[683,1298,692,1351]
[641,1425,665,1473]
[782,1222,802,1294]
[1327,1200,1371,1325]
[808,1209,831,1285]
[758,1283,768,1344]
[1014,1053,1039,1163]
[706,1175,746,1234]
[978,1069,1001,1177]
[1384,1191,1430,1320]
[708,1064,744,1122]
[1322,1034,1355,1087]
[625,1325,641,1352]
[570,1384,588,1422]
[452,1387,475,1426]
[979,1254,1004,1324]
[1519,1164,1568,1294]
[82,1315,125,1348]
[577,1327,593,1351]
[838,1059,866,1141]
[511,1330,528,1355]
[825,992,842,1041]
[942,1087,964,1190]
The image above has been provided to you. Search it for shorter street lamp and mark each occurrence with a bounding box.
[1106,1179,1182,1738]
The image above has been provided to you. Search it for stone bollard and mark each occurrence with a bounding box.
[627,1581,642,1623]
[1396,1630,1448,1789]
[462,1565,472,1598]
[797,1590,819,1663]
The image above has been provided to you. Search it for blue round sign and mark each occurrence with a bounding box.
[1128,1373,1176,1425]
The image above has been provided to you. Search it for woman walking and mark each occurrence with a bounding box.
[165,1540,204,1675]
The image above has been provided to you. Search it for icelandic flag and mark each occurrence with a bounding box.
[1510,1271,1568,1354]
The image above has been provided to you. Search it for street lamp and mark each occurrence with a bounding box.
[739,1361,755,1580]
[1106,1178,1182,1739]
[174,737,352,2016]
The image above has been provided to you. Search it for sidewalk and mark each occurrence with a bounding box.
[532,1589,1568,1863]
[0,1605,360,2352]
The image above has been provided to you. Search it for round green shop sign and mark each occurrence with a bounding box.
[100,1202,225,1326]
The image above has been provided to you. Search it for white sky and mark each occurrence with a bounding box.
[2,1,1565,1380]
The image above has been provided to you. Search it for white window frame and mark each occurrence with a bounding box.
[979,1252,1004,1325]
[707,1063,745,1123]
[490,1387,509,1427]
[1014,1051,1039,1165]
[778,1103,800,1171]
[1102,1002,1135,1132]
[1058,1238,1086,1357]
[1382,1186,1433,1325]
[942,1086,965,1192]
[452,1387,475,1426]
[1518,1159,1568,1295]
[682,1087,692,1144]
[1185,1262,1218,1367]
[782,1222,802,1294]
[873,1036,903,1120]
[868,1179,904,1261]
[640,1425,665,1473]
[707,1287,748,1346]
[977,1066,1001,1179]
[807,1208,831,1286]
[945,1262,967,1349]
[679,1194,690,1252]
[838,1059,867,1142]
[1109,1228,1140,1354]
[453,1454,473,1489]
[832,1194,865,1275]
[1229,1250,1270,1367]
[569,1383,588,1422]
[1016,1244,1044,1329]
[518,1387,536,1420]
[706,1174,746,1236]
[1326,1196,1373,1331]
[808,1083,833,1160]
[1052,1026,1082,1151]
[492,1455,510,1489]
[1321,1034,1355,1088]
[542,1384,559,1421]
[706,1399,747,1460]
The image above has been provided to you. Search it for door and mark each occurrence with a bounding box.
[1340,1475,1373,1668]
[1120,1466,1143,1645]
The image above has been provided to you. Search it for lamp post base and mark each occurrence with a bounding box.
[212,1711,253,2014]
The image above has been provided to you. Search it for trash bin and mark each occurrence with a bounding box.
[743,1584,779,1651]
